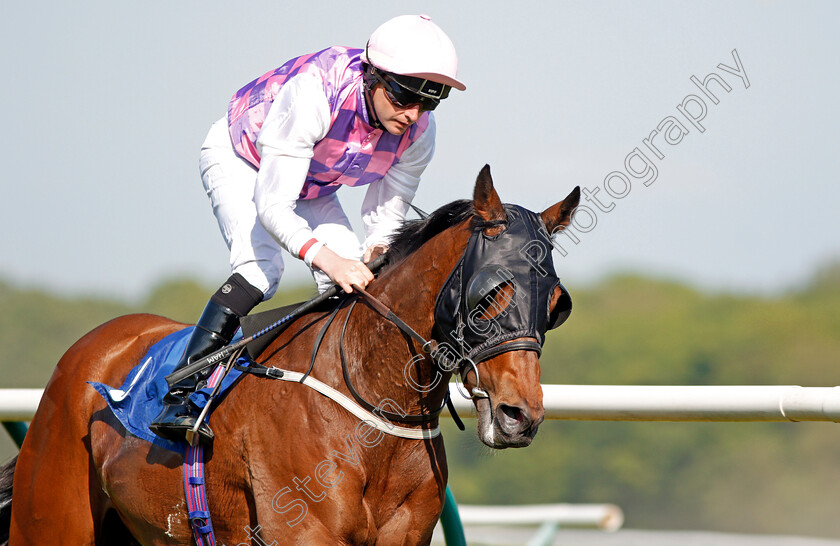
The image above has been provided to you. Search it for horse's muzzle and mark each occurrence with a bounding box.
[476,397,545,448]
[495,401,545,447]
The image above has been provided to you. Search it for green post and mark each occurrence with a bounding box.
[440,485,467,545]
[3,421,29,448]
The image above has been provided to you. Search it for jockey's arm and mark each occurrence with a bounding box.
[254,72,329,264]
[254,73,330,266]
[360,114,436,258]
[253,73,374,293]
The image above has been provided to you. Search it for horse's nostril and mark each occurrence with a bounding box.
[500,404,525,426]
[493,403,541,445]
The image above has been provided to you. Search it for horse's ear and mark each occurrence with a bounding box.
[541,186,581,234]
[473,164,506,225]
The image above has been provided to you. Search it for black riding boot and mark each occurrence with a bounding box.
[149,274,263,445]
[149,300,240,444]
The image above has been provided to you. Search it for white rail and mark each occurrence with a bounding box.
[4,385,840,423]
[0,389,42,421]
[448,384,840,422]
[456,503,623,532]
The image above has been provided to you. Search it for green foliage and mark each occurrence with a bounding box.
[0,280,133,389]
[142,277,215,323]
[0,277,319,391]
[2,267,840,537]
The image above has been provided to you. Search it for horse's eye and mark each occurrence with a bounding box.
[466,266,516,321]
[471,280,516,321]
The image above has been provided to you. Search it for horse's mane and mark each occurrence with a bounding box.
[382,199,475,271]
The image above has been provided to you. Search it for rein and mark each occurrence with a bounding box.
[233,284,470,435]
[339,297,448,424]
[348,285,487,427]
[298,293,452,424]
[352,284,490,402]
[230,298,445,440]
[166,254,391,387]
[203,210,561,438]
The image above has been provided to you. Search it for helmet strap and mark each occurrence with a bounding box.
[362,64,384,130]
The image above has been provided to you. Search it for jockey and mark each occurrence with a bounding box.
[150,14,466,444]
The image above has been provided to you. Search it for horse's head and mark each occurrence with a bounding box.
[433,165,580,448]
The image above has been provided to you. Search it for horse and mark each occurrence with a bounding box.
[1,165,580,545]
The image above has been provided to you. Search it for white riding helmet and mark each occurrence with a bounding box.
[365,14,466,92]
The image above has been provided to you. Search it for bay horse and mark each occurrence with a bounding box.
[1,165,580,545]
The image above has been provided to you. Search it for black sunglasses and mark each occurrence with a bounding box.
[372,71,449,112]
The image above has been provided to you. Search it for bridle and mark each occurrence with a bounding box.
[322,285,488,429]
[316,206,574,426]
[237,205,573,433]
[286,279,500,431]
[352,284,492,400]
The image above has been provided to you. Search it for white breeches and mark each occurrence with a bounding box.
[199,118,363,298]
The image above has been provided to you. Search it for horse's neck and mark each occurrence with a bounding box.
[350,224,471,417]
[380,231,467,330]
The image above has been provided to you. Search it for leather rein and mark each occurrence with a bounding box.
[297,283,541,427]
[235,271,544,436]
[235,284,464,432]
[305,285,462,427]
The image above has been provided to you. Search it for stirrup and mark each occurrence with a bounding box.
[150,401,215,445]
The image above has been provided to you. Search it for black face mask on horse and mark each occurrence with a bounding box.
[432,204,572,371]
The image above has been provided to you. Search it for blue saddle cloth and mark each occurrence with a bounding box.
[89,327,248,454]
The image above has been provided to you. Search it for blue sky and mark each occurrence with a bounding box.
[3,1,839,299]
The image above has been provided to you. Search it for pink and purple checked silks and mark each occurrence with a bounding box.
[227,46,429,201]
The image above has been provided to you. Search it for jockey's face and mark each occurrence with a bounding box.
[371,83,423,136]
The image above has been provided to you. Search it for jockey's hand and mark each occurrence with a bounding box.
[311,246,375,294]
[363,244,389,264]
